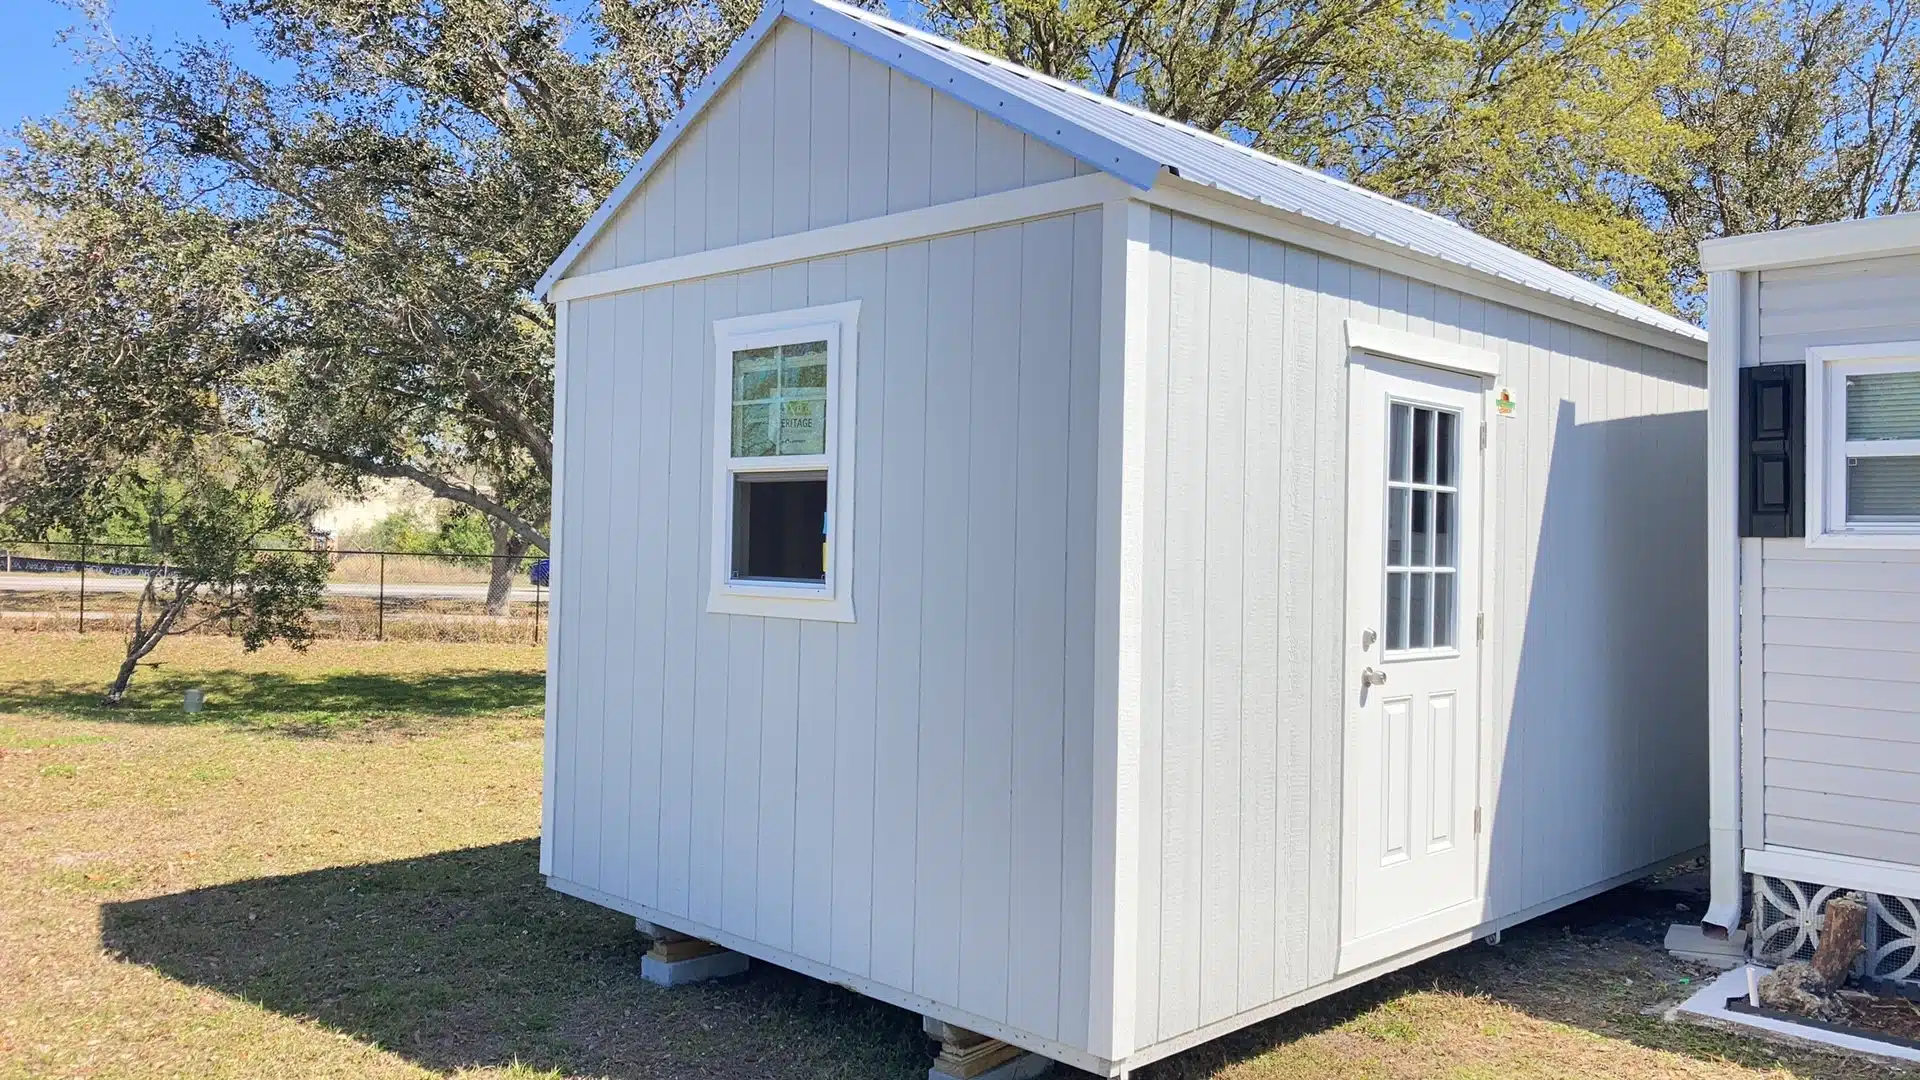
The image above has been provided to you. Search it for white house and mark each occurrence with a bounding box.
[1701,216,1920,984]
[534,1,1713,1074]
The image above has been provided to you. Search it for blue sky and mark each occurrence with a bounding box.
[0,0,264,135]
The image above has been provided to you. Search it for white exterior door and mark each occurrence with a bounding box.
[1341,353,1486,971]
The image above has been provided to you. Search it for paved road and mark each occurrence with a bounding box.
[0,572,541,603]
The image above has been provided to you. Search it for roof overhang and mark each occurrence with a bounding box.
[1699,212,1920,274]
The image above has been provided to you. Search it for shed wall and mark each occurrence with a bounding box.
[547,208,1108,1049]
[1130,208,1709,1054]
[1746,256,1920,868]
[571,20,1095,276]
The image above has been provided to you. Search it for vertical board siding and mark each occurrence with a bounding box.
[572,21,1082,276]
[1750,261,1920,870]
[1131,209,1707,1054]
[548,212,1104,1048]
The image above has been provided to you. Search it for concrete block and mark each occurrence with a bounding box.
[1666,922,1750,970]
[928,1050,1052,1080]
[633,933,744,983]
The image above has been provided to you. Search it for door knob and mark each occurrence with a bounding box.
[1362,667,1388,686]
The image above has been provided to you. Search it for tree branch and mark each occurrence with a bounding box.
[281,440,549,553]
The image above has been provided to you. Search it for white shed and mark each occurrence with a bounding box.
[535,1,1713,1073]
[1701,215,1920,983]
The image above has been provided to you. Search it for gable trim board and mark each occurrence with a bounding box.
[537,0,1704,364]
[550,173,1128,302]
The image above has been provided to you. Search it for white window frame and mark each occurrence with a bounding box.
[1807,341,1920,549]
[707,301,860,621]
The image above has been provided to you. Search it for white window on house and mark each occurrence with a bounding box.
[707,301,859,620]
[1809,343,1920,547]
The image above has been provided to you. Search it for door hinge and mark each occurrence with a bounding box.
[1479,421,1488,449]
[1476,612,1485,641]
[1474,806,1483,834]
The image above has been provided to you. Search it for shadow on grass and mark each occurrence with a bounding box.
[0,668,544,733]
[101,840,927,1080]
[1136,876,1845,1080]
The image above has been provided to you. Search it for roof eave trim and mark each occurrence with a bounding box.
[1147,175,1708,359]
[1700,212,1920,273]
[533,0,789,300]
[786,0,1160,190]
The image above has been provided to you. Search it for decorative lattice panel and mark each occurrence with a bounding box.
[1751,874,1920,984]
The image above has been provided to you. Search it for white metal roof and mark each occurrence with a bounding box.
[538,0,1706,350]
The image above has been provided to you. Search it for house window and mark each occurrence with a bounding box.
[1807,344,1920,547]
[708,301,859,620]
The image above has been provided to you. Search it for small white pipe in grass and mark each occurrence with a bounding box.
[183,688,204,713]
[1746,965,1761,1008]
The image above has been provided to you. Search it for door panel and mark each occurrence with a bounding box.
[1342,355,1486,971]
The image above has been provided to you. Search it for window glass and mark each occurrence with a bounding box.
[732,340,829,457]
[1384,402,1460,652]
[1848,456,1920,523]
[1847,371,1920,441]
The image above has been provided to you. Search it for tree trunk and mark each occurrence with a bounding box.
[486,519,529,617]
[1812,893,1869,987]
[103,649,143,705]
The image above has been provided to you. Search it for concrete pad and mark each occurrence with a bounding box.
[640,947,750,987]
[1666,923,1749,970]
[1675,965,1920,1066]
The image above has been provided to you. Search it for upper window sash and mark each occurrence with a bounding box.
[1807,343,1920,547]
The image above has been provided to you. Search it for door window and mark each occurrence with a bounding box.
[1384,402,1459,652]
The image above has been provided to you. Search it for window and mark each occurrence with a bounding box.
[1383,401,1459,653]
[708,301,859,620]
[1808,343,1920,547]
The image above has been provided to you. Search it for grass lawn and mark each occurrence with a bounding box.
[0,631,1897,1079]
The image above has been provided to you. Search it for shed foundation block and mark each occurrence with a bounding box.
[636,919,749,986]
[923,1017,1052,1080]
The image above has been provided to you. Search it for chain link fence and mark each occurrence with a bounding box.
[0,540,548,643]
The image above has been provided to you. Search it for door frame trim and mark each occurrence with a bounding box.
[1337,348,1502,974]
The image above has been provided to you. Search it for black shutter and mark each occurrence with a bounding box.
[1740,363,1805,538]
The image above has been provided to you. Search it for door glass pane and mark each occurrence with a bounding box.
[732,340,829,457]
[1412,407,1433,484]
[1848,455,1920,522]
[1411,489,1431,567]
[1388,488,1408,566]
[1847,371,1920,441]
[1437,412,1456,487]
[1433,573,1455,648]
[1435,492,1455,567]
[1390,404,1411,482]
[1386,572,1408,650]
[1410,573,1431,649]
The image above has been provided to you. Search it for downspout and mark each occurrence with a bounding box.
[1703,268,1744,933]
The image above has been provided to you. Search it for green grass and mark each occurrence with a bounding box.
[0,631,1900,1079]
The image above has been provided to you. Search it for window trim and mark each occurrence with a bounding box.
[707,301,860,621]
[1807,341,1920,549]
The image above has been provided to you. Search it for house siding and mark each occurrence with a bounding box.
[571,20,1096,276]
[1129,208,1709,1056]
[548,208,1107,1048]
[1744,257,1920,870]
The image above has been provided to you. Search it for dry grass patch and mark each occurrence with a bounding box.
[0,632,1904,1079]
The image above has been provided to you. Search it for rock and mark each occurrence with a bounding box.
[1757,961,1852,1022]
